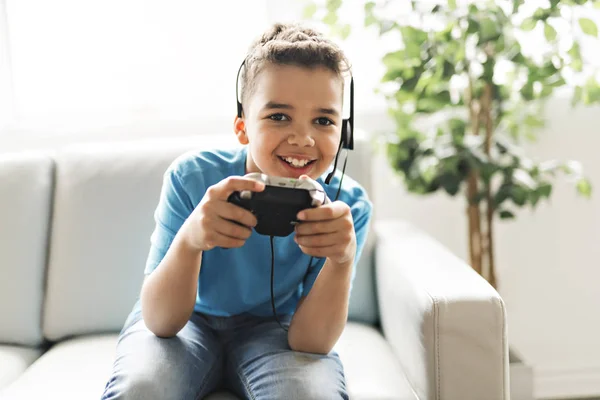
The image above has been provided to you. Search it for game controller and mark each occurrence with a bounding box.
[227,173,329,237]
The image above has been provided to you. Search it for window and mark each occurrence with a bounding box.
[0,0,270,136]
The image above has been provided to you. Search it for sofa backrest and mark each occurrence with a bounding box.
[3,133,378,343]
[0,152,54,347]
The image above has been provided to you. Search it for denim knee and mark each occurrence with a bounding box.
[102,319,222,400]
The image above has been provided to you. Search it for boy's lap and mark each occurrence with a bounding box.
[113,312,346,398]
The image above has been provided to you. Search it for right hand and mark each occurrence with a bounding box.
[181,176,265,251]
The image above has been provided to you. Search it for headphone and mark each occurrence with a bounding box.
[235,60,354,184]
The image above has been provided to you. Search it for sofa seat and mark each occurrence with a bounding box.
[0,345,41,389]
[0,322,416,400]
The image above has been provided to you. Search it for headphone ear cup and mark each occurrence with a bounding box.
[341,120,349,149]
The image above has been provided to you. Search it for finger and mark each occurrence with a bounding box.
[298,244,346,259]
[210,232,247,249]
[215,201,258,228]
[295,233,340,248]
[209,176,265,200]
[296,201,348,222]
[214,216,253,240]
[294,220,339,236]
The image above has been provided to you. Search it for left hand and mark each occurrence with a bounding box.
[294,177,356,265]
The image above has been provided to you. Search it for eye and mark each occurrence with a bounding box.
[316,117,334,126]
[268,113,289,122]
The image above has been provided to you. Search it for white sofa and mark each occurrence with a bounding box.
[0,133,509,400]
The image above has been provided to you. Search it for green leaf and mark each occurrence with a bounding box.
[416,96,447,113]
[595,0,600,9]
[449,118,467,139]
[513,0,524,13]
[400,26,428,45]
[303,2,317,19]
[479,17,500,43]
[467,17,480,34]
[568,42,583,72]
[540,86,554,98]
[326,0,342,13]
[538,183,552,198]
[511,186,528,206]
[520,82,534,100]
[572,85,583,106]
[521,18,537,31]
[544,23,557,41]
[365,2,377,27]
[499,210,516,219]
[365,1,376,12]
[524,114,545,128]
[494,183,512,206]
[323,11,338,26]
[579,18,598,37]
[448,0,457,10]
[577,178,592,197]
[579,77,600,104]
[339,24,351,40]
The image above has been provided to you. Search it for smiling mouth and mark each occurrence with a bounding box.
[278,156,317,168]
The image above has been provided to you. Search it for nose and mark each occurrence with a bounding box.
[287,126,315,147]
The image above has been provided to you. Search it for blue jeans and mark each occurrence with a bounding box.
[101,304,348,400]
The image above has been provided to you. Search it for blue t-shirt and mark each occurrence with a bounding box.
[144,145,373,317]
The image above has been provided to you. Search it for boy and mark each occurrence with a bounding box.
[102,23,372,400]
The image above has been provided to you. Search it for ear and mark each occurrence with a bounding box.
[233,117,249,145]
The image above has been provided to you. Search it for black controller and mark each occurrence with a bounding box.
[227,173,328,237]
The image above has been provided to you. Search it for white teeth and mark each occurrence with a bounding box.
[283,157,311,167]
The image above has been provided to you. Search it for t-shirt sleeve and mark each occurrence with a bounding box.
[144,167,196,275]
[301,198,373,297]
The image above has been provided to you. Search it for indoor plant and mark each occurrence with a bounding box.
[305,0,598,288]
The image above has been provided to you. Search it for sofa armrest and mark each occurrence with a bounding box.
[375,220,509,400]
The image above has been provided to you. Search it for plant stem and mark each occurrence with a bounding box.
[467,77,483,276]
[467,175,483,276]
[483,82,497,289]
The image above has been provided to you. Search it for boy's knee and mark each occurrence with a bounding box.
[271,380,348,400]
[248,352,348,400]
[106,361,191,400]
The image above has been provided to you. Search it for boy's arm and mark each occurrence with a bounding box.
[288,198,372,354]
[140,168,202,337]
[287,257,353,355]
[141,225,203,337]
[141,169,261,338]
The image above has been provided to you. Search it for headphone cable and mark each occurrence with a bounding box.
[269,150,348,331]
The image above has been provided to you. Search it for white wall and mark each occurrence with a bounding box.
[372,95,600,399]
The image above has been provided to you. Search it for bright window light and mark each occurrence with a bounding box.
[1,0,269,131]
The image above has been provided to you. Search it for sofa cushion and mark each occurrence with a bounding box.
[0,345,41,390]
[42,134,378,341]
[0,322,415,400]
[0,334,118,399]
[336,323,416,399]
[42,136,232,341]
[0,152,54,346]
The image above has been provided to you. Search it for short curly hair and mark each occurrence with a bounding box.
[239,23,351,115]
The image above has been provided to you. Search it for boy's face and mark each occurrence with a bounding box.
[234,63,343,180]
